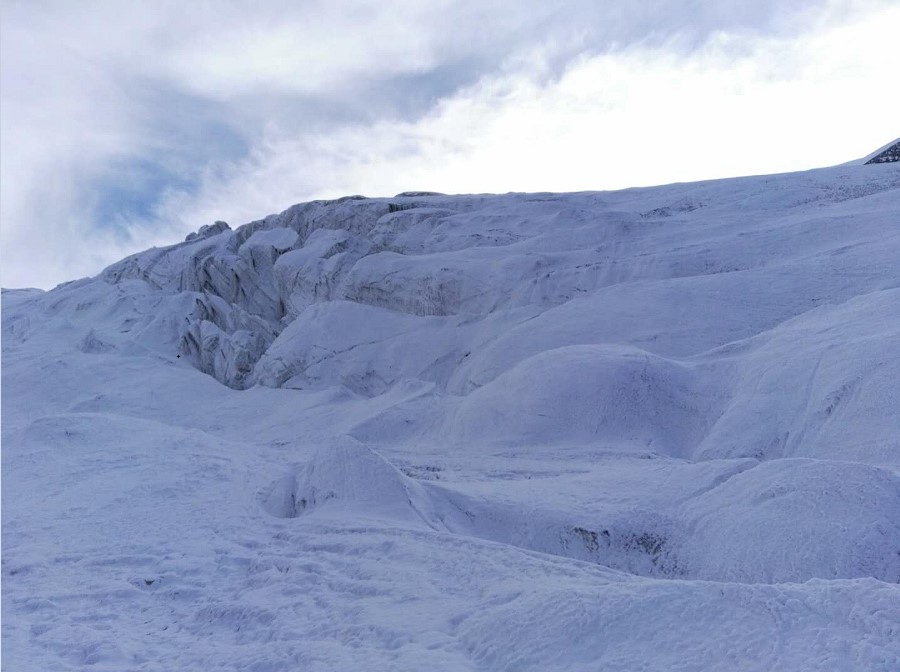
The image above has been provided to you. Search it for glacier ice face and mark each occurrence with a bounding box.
[65,163,900,461]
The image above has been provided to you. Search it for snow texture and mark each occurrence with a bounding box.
[3,158,900,671]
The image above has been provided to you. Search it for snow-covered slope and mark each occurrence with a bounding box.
[3,159,900,671]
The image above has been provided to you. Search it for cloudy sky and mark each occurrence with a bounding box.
[1,0,897,289]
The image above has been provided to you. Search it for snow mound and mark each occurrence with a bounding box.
[452,345,719,455]
[696,288,900,465]
[677,458,900,582]
[262,439,435,527]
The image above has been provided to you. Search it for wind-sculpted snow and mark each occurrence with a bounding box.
[4,159,900,671]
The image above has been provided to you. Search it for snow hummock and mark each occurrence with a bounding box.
[3,157,900,671]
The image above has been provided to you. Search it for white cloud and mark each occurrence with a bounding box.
[1,0,896,289]
[162,3,899,219]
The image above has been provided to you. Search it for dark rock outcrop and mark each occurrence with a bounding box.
[865,141,900,164]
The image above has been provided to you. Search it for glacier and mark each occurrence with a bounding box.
[2,155,900,670]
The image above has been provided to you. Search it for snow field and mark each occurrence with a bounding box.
[4,160,900,670]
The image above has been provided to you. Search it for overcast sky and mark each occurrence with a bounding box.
[1,0,897,289]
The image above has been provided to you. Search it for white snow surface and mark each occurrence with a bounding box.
[3,162,900,671]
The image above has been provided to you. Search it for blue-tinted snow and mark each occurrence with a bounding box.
[3,160,900,671]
